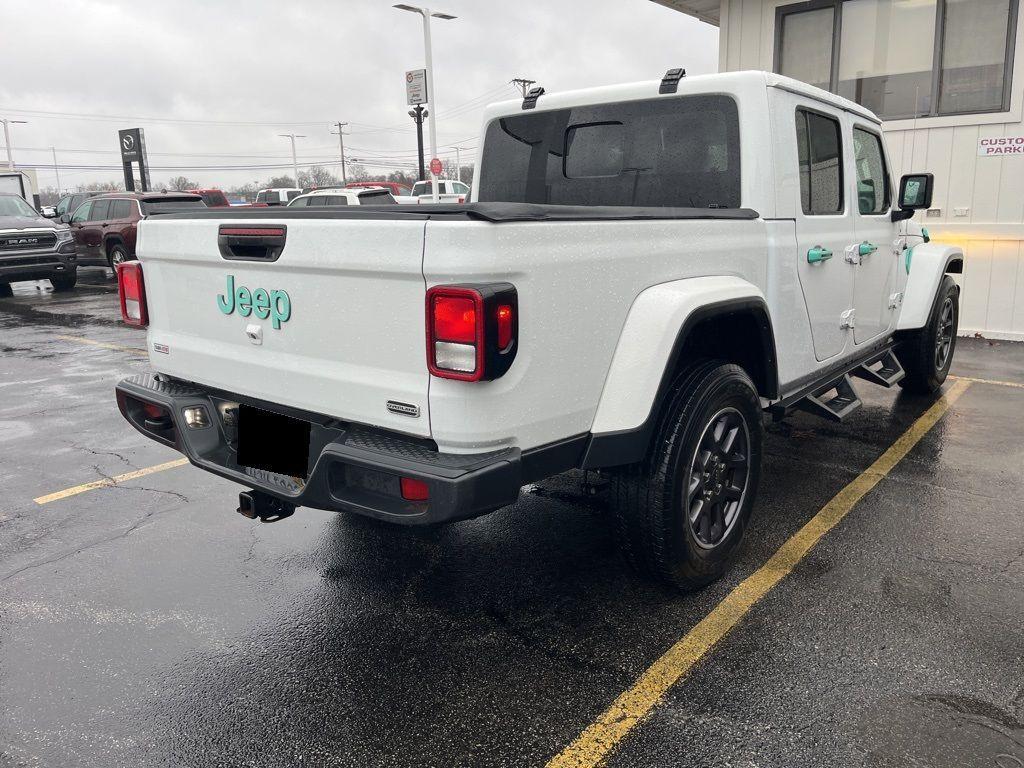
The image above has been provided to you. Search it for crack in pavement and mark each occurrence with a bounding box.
[0,483,191,585]
[66,442,137,470]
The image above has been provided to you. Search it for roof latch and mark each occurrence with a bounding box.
[522,86,545,110]
[659,67,686,94]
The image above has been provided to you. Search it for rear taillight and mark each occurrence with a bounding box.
[426,283,517,381]
[117,261,148,327]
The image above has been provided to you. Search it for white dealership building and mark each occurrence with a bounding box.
[656,0,1024,339]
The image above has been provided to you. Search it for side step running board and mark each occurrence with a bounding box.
[796,374,863,422]
[852,348,905,388]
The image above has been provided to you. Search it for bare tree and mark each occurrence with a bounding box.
[297,165,339,189]
[166,175,197,191]
[266,175,295,188]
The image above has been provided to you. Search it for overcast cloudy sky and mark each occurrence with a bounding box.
[2,0,717,191]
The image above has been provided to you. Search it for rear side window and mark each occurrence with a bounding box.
[255,191,273,204]
[852,127,889,215]
[477,94,741,208]
[323,196,348,205]
[286,190,300,201]
[89,199,111,221]
[795,109,843,215]
[111,200,132,219]
[358,191,396,205]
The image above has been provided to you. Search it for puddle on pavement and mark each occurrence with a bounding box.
[859,694,1024,767]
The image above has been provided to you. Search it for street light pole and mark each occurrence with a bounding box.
[1,118,28,171]
[278,133,305,187]
[51,147,61,194]
[408,106,427,181]
[331,121,349,184]
[394,4,456,203]
[453,145,468,185]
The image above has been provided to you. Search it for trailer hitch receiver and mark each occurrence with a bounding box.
[237,490,296,523]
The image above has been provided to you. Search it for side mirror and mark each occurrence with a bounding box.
[59,214,71,224]
[891,173,934,222]
[41,207,57,218]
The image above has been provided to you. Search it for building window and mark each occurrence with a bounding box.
[775,0,1018,119]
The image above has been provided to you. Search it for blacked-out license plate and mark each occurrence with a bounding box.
[236,404,312,479]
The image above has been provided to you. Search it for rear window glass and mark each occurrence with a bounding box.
[198,191,228,206]
[111,200,132,219]
[142,199,207,214]
[255,191,274,204]
[477,94,741,208]
[358,191,396,205]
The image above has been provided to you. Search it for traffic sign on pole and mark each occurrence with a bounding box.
[429,157,443,176]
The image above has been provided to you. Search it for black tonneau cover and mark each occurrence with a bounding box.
[156,202,760,223]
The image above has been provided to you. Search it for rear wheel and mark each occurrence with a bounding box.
[50,270,78,292]
[609,360,763,591]
[107,243,130,269]
[896,275,959,395]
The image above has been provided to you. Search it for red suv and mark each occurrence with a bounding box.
[187,188,230,207]
[68,192,205,268]
[346,181,412,198]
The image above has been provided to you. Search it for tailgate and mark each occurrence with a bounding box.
[138,216,431,437]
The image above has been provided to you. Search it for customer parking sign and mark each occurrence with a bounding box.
[977,136,1024,156]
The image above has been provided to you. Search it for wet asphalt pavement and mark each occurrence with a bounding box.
[1,270,1023,768]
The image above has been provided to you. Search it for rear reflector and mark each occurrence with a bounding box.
[142,402,165,420]
[117,261,148,327]
[400,477,430,501]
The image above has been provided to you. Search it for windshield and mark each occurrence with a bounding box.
[0,196,39,217]
[476,94,741,208]
[141,199,207,214]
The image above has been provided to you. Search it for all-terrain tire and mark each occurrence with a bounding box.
[896,275,959,395]
[609,360,763,591]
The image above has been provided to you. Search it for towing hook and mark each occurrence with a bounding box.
[237,490,296,523]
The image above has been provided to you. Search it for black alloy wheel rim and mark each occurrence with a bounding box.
[685,406,751,550]
[935,296,954,370]
[111,249,126,266]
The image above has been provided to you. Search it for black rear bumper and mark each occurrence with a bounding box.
[115,373,531,525]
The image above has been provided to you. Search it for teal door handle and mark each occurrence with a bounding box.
[807,246,833,263]
[858,241,878,257]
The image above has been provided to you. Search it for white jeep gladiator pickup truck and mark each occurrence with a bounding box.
[115,71,962,590]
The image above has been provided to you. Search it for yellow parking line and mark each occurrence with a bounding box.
[950,374,1024,389]
[56,334,147,355]
[34,458,189,505]
[547,378,972,768]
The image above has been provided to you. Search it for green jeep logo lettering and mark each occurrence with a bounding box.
[217,275,291,329]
